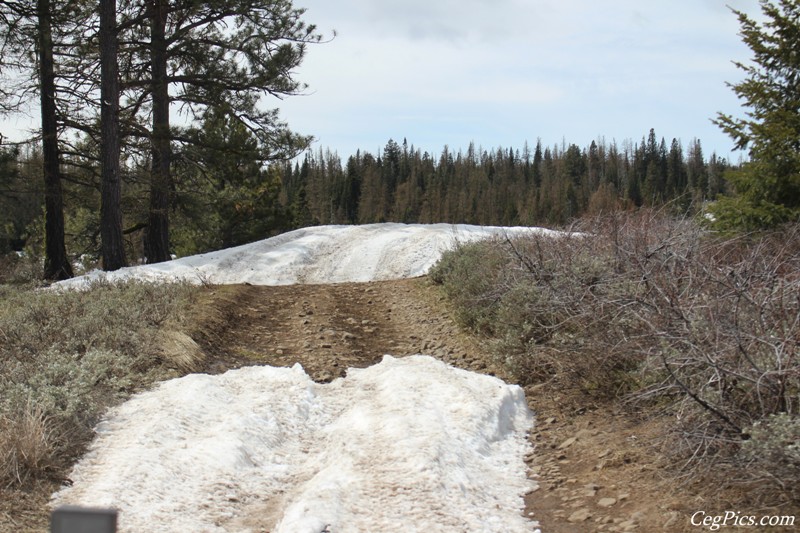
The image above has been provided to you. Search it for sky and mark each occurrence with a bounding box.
[276,0,763,160]
[0,0,763,162]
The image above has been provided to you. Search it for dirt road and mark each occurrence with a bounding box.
[197,278,689,533]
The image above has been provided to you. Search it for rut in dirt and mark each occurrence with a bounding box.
[198,277,510,383]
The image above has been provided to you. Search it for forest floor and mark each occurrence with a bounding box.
[1,277,748,531]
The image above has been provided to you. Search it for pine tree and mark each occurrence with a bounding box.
[99,0,126,270]
[712,0,800,228]
[0,0,77,279]
[37,0,73,279]
[116,0,323,262]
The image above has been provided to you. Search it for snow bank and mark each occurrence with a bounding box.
[55,223,556,289]
[52,355,537,532]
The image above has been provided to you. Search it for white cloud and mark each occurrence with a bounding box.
[285,0,763,156]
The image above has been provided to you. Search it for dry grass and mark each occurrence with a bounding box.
[159,330,206,373]
[0,279,200,489]
[0,405,57,488]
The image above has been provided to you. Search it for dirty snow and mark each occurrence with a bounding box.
[55,222,556,289]
[52,356,537,532]
[50,223,545,532]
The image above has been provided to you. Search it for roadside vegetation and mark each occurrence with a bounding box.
[0,272,200,489]
[430,209,800,508]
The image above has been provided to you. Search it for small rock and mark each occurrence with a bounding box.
[598,498,617,508]
[558,437,578,449]
[567,509,592,523]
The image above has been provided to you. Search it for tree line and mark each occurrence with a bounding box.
[1,124,732,271]
[283,131,731,228]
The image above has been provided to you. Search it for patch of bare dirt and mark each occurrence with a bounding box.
[195,278,506,382]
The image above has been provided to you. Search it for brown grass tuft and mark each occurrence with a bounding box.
[0,404,57,488]
[159,330,206,373]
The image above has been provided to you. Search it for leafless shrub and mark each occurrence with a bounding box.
[432,209,800,502]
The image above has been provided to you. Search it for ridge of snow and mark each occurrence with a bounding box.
[52,355,538,532]
[55,223,558,289]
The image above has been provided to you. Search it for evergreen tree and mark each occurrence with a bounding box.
[532,139,543,188]
[37,0,73,279]
[173,109,290,253]
[0,0,79,279]
[667,138,686,199]
[116,0,323,262]
[0,147,39,253]
[712,0,800,228]
[99,0,126,270]
[687,139,708,197]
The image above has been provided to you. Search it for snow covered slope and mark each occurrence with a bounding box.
[56,223,556,288]
[52,356,537,532]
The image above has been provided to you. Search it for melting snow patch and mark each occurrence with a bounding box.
[52,355,538,532]
[54,223,559,289]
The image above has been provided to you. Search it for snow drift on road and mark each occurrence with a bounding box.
[52,355,537,532]
[55,223,556,289]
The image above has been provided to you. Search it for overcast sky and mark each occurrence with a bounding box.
[0,1,762,161]
[277,0,762,160]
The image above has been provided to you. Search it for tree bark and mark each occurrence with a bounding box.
[37,0,73,280]
[99,0,127,271]
[145,0,171,264]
